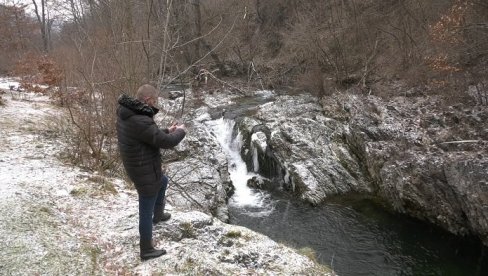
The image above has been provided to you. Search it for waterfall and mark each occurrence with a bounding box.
[207,118,267,208]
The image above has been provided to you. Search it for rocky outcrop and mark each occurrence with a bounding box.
[156,93,233,222]
[160,86,487,245]
[238,94,372,203]
[145,210,333,275]
[327,94,488,245]
[235,91,488,245]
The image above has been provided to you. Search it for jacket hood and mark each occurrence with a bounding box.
[117,94,159,120]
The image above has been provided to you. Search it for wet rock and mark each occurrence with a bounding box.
[163,85,488,245]
[156,103,232,222]
[247,176,274,190]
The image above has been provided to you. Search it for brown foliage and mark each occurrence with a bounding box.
[12,53,63,93]
[425,0,488,104]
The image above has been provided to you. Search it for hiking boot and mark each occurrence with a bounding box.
[153,211,171,223]
[153,200,171,224]
[140,239,166,261]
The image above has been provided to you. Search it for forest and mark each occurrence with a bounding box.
[1,0,487,171]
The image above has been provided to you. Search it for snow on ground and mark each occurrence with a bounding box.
[0,84,143,274]
[0,77,20,91]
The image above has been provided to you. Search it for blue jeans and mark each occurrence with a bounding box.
[138,175,168,241]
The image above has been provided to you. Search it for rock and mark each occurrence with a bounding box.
[146,210,334,275]
[168,90,184,99]
[156,101,232,222]
[247,175,274,190]
[445,159,488,241]
[164,85,488,246]
[231,90,488,245]
[236,94,371,204]
[377,154,488,244]
[324,93,488,245]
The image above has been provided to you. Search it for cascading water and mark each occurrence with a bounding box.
[207,118,273,215]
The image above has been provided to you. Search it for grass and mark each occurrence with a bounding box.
[70,187,89,197]
[224,230,242,239]
[297,246,335,275]
[82,244,102,275]
[84,176,118,195]
[99,180,118,195]
[39,206,52,214]
[0,199,95,275]
[298,247,318,263]
[179,222,197,239]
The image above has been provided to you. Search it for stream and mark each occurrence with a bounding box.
[206,105,488,276]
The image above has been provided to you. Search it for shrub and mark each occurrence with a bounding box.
[12,53,63,93]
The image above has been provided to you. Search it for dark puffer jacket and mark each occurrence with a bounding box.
[116,94,186,197]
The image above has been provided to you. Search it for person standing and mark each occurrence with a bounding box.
[116,84,186,260]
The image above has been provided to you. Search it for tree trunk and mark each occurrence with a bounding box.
[32,0,49,52]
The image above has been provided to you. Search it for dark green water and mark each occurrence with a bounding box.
[229,193,488,276]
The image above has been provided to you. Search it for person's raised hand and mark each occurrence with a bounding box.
[168,122,178,133]
[176,124,186,131]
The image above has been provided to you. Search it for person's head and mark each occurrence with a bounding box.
[136,84,159,107]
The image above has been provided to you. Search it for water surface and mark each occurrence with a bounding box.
[230,193,488,276]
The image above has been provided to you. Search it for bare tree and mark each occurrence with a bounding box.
[31,0,52,52]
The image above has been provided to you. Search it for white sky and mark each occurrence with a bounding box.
[2,0,74,23]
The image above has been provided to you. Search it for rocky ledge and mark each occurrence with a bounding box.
[234,91,488,245]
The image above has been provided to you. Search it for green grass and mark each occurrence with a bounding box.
[224,230,242,239]
[298,247,318,263]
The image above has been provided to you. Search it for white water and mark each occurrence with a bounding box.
[207,118,270,210]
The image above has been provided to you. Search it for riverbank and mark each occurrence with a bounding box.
[0,79,332,275]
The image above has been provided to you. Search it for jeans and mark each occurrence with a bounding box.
[138,175,168,241]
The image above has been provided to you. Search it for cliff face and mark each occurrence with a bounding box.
[235,91,488,245]
[329,94,488,244]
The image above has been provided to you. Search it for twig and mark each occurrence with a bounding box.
[249,61,265,91]
[179,89,186,120]
[168,178,205,209]
[196,69,245,93]
[440,140,484,144]
[160,13,239,91]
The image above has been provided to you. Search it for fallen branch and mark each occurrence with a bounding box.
[440,140,485,144]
